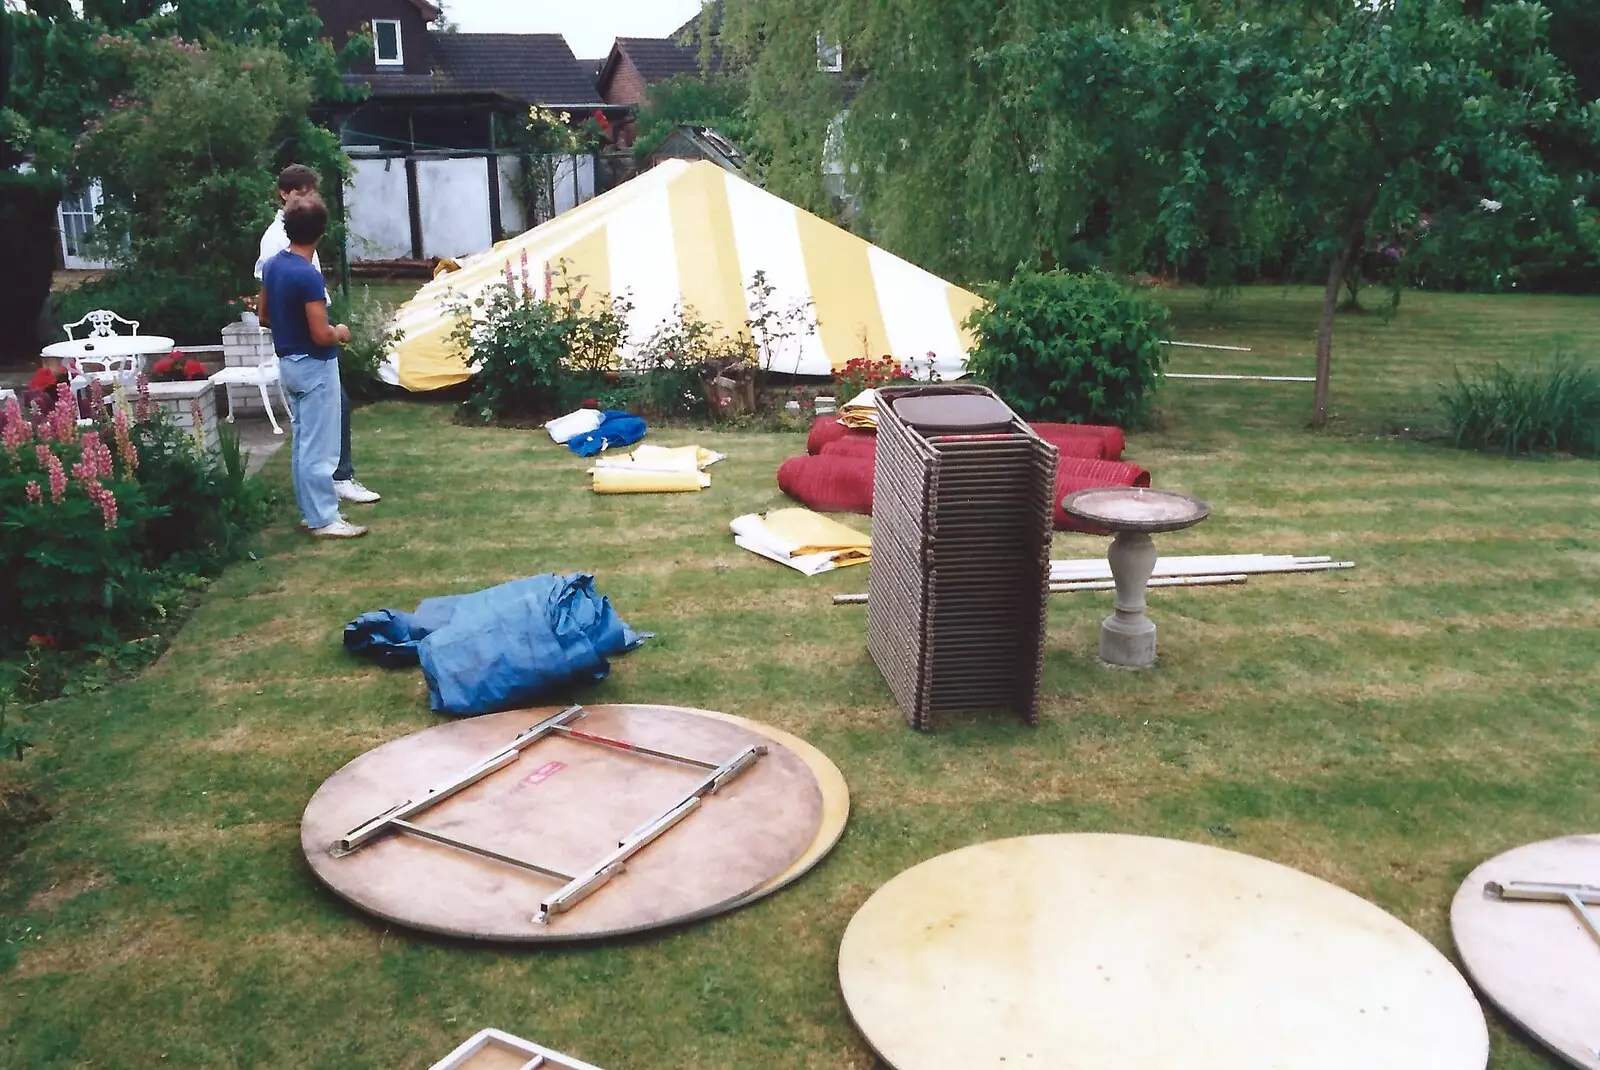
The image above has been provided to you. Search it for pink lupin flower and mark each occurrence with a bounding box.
[25,480,42,504]
[79,431,114,479]
[37,444,67,503]
[2,398,30,453]
[520,249,531,300]
[80,478,117,529]
[87,377,106,420]
[505,259,516,294]
[113,409,138,474]
[52,383,78,444]
[135,372,151,423]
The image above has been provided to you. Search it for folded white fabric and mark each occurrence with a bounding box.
[546,408,604,444]
[589,444,726,474]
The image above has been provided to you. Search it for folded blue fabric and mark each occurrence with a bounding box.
[343,573,646,716]
[567,411,647,457]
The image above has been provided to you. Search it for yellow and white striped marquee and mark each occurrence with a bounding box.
[381,159,984,392]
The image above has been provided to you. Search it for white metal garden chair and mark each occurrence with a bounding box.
[63,308,141,341]
[209,343,288,435]
[60,309,144,381]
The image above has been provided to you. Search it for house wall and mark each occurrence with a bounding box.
[314,0,433,75]
[417,158,492,258]
[601,53,650,108]
[346,157,413,261]
[343,152,593,263]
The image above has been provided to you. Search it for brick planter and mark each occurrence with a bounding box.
[148,380,221,455]
[219,316,275,417]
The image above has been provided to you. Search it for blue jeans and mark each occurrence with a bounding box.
[334,385,355,483]
[279,355,342,529]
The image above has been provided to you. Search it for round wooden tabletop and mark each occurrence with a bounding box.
[1452,834,1600,1069]
[301,704,827,942]
[839,834,1487,1070]
[663,705,850,916]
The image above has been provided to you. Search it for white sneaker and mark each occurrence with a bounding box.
[334,479,381,504]
[311,519,369,539]
[298,513,348,531]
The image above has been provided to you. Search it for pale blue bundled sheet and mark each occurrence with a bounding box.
[343,573,645,716]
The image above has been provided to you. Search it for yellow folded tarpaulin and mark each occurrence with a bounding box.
[592,469,711,494]
[761,508,871,564]
[838,389,880,430]
[729,510,871,575]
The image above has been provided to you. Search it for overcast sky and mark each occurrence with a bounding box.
[445,0,708,59]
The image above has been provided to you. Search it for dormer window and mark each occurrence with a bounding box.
[373,19,404,67]
[816,34,843,73]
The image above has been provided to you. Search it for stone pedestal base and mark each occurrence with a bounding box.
[1100,530,1159,669]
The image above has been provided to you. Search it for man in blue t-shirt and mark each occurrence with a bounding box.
[259,196,368,538]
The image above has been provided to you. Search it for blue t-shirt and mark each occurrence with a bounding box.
[261,249,335,360]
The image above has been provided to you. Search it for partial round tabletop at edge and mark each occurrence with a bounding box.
[1451,834,1600,1070]
[839,833,1487,1070]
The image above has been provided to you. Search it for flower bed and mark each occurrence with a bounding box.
[0,375,270,687]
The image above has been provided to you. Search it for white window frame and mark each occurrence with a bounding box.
[816,34,843,73]
[373,19,404,67]
[58,182,114,270]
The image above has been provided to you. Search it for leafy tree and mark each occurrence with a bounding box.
[999,1,1599,427]
[719,0,1151,278]
[64,37,329,341]
[0,0,356,354]
[631,73,750,158]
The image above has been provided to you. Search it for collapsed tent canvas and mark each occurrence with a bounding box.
[380,160,985,391]
[344,574,646,716]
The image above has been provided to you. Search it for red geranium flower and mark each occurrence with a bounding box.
[27,634,55,648]
[152,357,174,377]
[183,359,207,381]
[28,366,64,392]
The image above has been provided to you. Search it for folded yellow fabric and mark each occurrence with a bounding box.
[762,508,871,563]
[838,388,880,430]
[592,469,710,494]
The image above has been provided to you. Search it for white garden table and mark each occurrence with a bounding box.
[41,334,176,379]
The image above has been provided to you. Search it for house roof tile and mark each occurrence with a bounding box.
[344,32,605,107]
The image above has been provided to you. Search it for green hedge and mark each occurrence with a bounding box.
[966,268,1170,427]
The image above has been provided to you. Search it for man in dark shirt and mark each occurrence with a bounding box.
[259,196,368,539]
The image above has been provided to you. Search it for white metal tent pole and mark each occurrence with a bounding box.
[1160,341,1254,351]
[1164,373,1317,383]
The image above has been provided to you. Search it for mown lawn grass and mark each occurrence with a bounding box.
[1,285,1597,1069]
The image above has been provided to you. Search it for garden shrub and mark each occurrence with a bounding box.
[452,265,631,422]
[329,287,401,403]
[966,268,1170,427]
[835,355,905,401]
[628,305,745,420]
[1439,353,1600,457]
[0,379,271,662]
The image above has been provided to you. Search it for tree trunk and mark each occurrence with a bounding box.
[1314,233,1364,429]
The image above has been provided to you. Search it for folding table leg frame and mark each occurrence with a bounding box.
[428,1027,608,1070]
[328,704,768,924]
[1487,880,1600,947]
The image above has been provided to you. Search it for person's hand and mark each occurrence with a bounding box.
[336,324,352,344]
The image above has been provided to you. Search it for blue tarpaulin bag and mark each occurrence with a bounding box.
[567,411,647,457]
[343,573,645,716]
